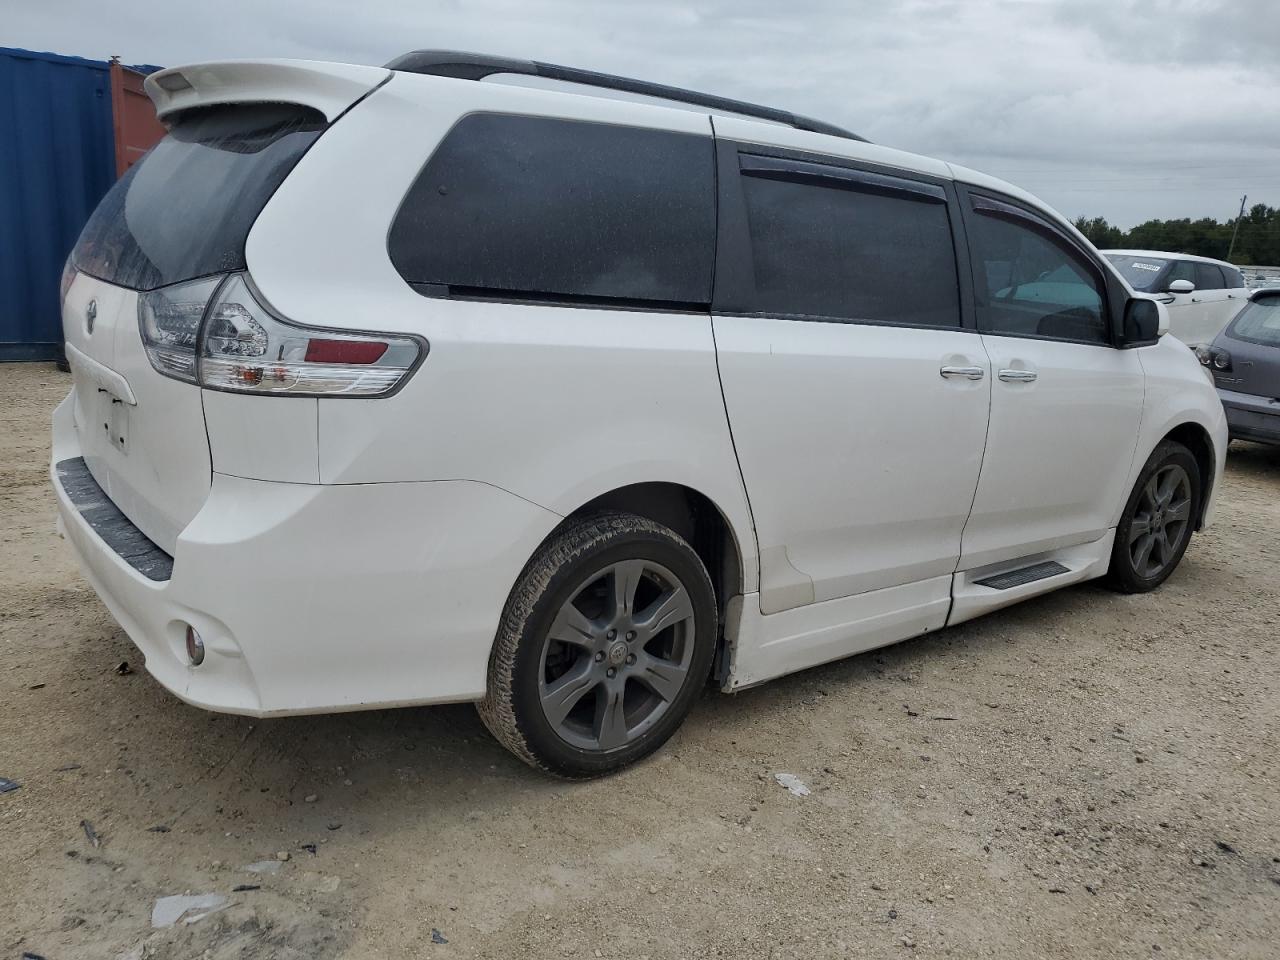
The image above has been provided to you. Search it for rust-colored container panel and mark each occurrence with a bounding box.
[110,59,166,177]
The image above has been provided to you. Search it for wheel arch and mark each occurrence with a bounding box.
[562,482,746,615]
[1160,421,1216,530]
[553,482,750,686]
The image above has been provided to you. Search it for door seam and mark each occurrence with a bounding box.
[708,314,764,597]
[949,333,996,624]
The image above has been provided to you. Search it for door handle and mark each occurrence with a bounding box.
[998,368,1038,383]
[940,365,985,380]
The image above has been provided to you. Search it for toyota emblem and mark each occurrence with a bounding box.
[85,299,97,334]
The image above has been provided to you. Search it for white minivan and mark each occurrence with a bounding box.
[1103,249,1250,345]
[52,52,1227,777]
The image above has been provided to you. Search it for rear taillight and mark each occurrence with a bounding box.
[138,273,425,397]
[1193,344,1232,372]
[139,276,223,383]
[199,275,423,396]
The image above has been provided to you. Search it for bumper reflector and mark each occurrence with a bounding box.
[185,625,205,666]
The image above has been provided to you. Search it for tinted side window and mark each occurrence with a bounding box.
[1222,265,1245,288]
[1166,260,1196,286]
[388,114,714,307]
[737,168,960,326]
[1194,262,1226,290]
[967,200,1108,344]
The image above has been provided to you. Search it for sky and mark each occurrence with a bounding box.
[7,0,1279,229]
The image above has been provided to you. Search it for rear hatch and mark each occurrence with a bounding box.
[62,100,331,553]
[1215,294,1280,400]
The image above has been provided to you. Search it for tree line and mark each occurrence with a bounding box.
[1072,203,1280,266]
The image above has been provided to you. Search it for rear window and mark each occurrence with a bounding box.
[72,103,325,291]
[1227,296,1280,347]
[388,114,715,308]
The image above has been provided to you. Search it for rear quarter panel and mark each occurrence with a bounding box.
[243,73,759,591]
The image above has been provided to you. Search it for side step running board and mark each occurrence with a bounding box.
[948,534,1115,627]
[973,560,1069,591]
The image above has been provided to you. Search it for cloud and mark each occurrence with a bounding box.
[8,0,1279,228]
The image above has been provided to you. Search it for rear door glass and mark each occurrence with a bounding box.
[733,160,960,326]
[72,103,325,291]
[388,114,715,308]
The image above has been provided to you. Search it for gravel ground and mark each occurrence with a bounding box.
[2,362,1278,960]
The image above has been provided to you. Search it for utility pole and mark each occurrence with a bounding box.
[1227,194,1247,262]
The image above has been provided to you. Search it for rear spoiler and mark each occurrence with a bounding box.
[144,59,390,122]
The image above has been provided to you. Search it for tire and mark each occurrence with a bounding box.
[478,511,717,778]
[1106,440,1201,593]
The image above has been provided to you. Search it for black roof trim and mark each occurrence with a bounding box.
[384,50,868,143]
[1251,287,1280,301]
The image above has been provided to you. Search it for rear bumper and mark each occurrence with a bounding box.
[1218,387,1280,445]
[51,394,561,716]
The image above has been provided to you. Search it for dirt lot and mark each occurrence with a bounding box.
[1,362,1278,960]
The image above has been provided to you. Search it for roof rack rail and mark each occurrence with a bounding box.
[384,50,868,144]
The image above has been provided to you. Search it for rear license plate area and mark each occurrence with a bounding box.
[97,389,130,455]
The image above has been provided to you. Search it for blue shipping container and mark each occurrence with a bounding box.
[1,48,118,361]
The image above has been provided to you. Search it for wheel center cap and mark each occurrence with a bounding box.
[607,641,628,667]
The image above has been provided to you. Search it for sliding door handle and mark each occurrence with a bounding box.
[940,365,985,380]
[998,368,1038,383]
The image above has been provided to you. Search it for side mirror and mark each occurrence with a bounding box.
[1121,297,1166,347]
[1168,278,1195,294]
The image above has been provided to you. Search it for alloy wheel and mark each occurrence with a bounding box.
[1128,463,1193,579]
[538,559,697,752]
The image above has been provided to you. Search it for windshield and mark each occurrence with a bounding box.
[1105,254,1169,292]
[72,103,325,291]
[1228,297,1280,347]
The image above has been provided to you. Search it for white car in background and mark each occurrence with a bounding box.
[52,52,1227,777]
[1103,250,1249,344]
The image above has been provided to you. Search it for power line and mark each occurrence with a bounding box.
[988,162,1280,175]
[1039,180,1280,187]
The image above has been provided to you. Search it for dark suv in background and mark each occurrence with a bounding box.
[1199,289,1280,446]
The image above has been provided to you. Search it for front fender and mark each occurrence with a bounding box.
[1129,338,1228,527]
